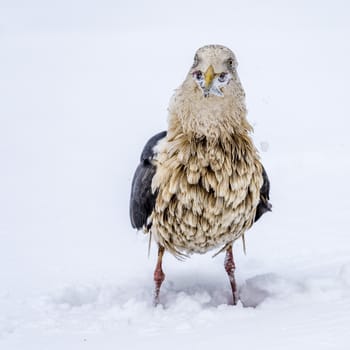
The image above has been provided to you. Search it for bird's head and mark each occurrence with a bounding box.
[190,45,238,98]
[169,45,247,138]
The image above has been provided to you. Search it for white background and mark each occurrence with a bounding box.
[1,1,350,349]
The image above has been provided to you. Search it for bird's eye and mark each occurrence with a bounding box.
[193,71,203,80]
[227,58,233,67]
[218,72,227,82]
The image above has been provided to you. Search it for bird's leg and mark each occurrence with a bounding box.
[224,244,238,305]
[153,245,165,306]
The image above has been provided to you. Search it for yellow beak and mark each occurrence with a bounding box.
[204,65,215,88]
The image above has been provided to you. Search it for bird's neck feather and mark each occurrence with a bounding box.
[167,78,252,141]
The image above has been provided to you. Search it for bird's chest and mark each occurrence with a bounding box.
[152,139,261,254]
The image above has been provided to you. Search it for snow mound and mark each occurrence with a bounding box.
[1,258,350,349]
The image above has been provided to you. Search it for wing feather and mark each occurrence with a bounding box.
[129,131,167,230]
[254,165,272,222]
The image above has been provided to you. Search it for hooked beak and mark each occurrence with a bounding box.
[204,65,215,89]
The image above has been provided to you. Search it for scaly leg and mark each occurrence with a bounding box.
[153,245,165,305]
[224,244,238,305]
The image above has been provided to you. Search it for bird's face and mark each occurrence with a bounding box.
[190,45,238,98]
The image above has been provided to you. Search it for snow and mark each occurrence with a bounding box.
[1,0,350,349]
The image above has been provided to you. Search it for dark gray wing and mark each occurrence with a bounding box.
[254,166,272,222]
[129,131,167,230]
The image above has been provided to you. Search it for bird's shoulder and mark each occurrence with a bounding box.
[140,131,167,164]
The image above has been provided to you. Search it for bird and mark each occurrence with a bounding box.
[129,44,271,305]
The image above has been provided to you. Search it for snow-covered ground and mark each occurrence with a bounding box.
[1,1,350,349]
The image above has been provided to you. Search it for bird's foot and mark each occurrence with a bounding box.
[225,245,239,306]
[231,289,239,306]
[153,268,165,306]
[153,245,165,306]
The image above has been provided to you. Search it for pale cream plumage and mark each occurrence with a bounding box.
[150,45,263,257]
